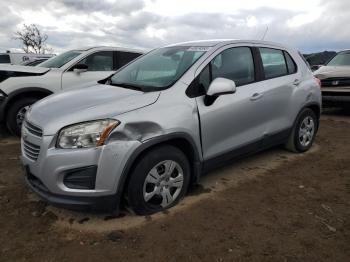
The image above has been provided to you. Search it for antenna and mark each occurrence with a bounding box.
[261,25,269,40]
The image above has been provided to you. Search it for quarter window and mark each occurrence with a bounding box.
[80,51,114,71]
[284,52,297,74]
[198,64,211,92]
[259,48,287,79]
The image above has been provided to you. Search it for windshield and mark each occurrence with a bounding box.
[110,46,208,91]
[327,51,350,66]
[39,51,82,68]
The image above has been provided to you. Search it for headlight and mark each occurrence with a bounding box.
[57,119,119,149]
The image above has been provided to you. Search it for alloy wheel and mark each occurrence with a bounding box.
[298,116,315,147]
[143,160,184,208]
[16,106,30,127]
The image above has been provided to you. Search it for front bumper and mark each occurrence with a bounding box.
[21,126,142,211]
[322,90,350,107]
[25,168,118,211]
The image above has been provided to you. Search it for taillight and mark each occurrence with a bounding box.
[314,77,321,88]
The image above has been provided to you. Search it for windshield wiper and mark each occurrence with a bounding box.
[109,82,144,92]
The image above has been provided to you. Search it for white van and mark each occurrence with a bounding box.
[0,53,55,65]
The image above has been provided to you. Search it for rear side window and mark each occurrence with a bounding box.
[259,48,287,79]
[116,51,142,69]
[284,52,297,74]
[211,47,255,86]
[0,54,10,63]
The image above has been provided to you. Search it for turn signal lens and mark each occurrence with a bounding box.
[96,122,119,146]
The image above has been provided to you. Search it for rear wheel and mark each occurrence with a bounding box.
[126,145,191,215]
[285,108,318,153]
[6,97,39,136]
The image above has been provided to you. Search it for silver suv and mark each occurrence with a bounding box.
[21,40,322,215]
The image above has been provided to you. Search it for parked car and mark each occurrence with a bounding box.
[0,47,144,135]
[0,52,54,65]
[21,58,50,66]
[314,50,350,107]
[21,40,321,215]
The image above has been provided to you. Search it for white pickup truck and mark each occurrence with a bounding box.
[0,53,54,65]
[0,46,144,135]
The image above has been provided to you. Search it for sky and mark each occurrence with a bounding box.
[0,0,349,54]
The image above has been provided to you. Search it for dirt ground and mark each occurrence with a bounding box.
[0,109,349,262]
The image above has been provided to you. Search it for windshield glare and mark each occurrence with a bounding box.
[327,52,350,66]
[110,46,208,91]
[39,51,82,68]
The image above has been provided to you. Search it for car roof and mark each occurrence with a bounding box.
[71,46,146,54]
[165,39,288,49]
[337,50,350,54]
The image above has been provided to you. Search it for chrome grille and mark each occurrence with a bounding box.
[24,121,43,137]
[23,140,41,161]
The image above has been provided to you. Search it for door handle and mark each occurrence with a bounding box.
[250,93,264,101]
[293,79,301,86]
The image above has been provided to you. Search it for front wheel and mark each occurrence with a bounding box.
[6,97,39,136]
[126,145,191,215]
[285,108,318,153]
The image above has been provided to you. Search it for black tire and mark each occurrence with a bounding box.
[6,97,39,136]
[285,108,318,153]
[126,145,191,215]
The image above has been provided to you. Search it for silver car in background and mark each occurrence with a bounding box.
[21,40,322,215]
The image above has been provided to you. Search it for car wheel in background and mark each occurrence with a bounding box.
[6,97,39,136]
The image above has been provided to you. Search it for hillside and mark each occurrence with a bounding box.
[304,51,337,66]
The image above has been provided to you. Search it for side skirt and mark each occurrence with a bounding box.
[201,127,291,174]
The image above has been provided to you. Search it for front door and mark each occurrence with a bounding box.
[195,46,269,161]
[61,51,115,90]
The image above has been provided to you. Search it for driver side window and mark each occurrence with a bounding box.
[79,51,114,71]
[193,47,255,96]
[211,47,255,86]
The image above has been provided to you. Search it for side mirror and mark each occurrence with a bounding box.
[73,64,88,73]
[207,77,236,96]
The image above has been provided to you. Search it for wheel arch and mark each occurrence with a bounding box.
[3,87,53,121]
[306,103,321,120]
[115,133,202,212]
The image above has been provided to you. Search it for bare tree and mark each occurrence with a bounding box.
[14,24,52,54]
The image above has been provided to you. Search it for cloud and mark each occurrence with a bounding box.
[60,0,145,15]
[0,0,350,54]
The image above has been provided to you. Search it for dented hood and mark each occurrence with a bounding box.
[0,64,50,74]
[27,84,160,135]
[314,65,350,80]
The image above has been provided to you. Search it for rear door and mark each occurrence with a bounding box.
[61,51,115,90]
[257,47,300,138]
[195,46,269,161]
